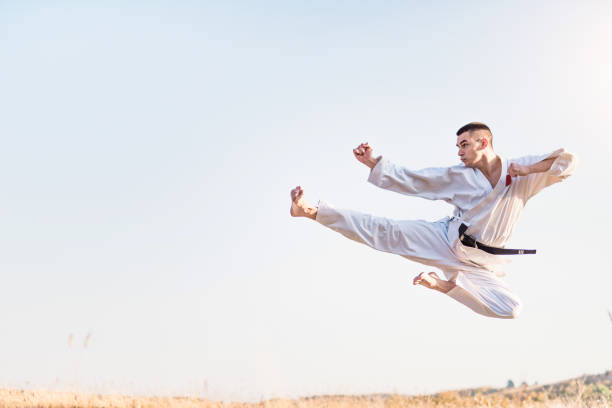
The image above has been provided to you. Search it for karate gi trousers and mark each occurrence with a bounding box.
[316,201,522,319]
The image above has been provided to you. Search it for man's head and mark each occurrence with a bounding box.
[456,122,494,166]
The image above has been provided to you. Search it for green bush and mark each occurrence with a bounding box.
[585,383,612,401]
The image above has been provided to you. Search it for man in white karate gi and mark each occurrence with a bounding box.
[289,122,576,319]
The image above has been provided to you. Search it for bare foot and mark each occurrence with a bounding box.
[413,271,438,289]
[290,186,317,220]
[413,271,455,293]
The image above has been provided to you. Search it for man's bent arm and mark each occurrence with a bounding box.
[528,157,556,174]
[509,148,577,199]
[508,156,556,177]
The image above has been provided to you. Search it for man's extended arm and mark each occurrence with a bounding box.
[352,142,467,202]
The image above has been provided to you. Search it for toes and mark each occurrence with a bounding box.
[290,186,305,208]
[290,186,303,201]
[413,272,424,285]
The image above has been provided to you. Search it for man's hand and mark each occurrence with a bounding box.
[508,162,530,177]
[353,142,380,170]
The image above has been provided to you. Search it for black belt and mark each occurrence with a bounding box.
[458,223,536,255]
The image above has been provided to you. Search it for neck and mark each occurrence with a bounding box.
[473,150,500,177]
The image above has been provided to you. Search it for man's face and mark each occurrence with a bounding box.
[456,132,483,167]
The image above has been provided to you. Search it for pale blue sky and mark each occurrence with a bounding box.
[0,0,611,402]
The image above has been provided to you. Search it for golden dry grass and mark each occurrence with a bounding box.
[0,388,610,408]
[3,372,611,408]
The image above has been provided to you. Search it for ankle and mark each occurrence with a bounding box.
[305,206,318,220]
[435,279,455,294]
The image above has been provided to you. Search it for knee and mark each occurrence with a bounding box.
[509,302,522,319]
[496,299,522,319]
[509,295,522,318]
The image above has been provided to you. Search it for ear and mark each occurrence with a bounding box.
[480,137,489,150]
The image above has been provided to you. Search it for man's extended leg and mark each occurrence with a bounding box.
[290,186,454,268]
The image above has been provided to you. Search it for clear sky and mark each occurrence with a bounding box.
[1,0,611,402]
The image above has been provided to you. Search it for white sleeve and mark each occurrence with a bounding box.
[367,157,466,201]
[510,149,577,200]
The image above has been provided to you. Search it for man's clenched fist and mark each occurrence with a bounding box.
[353,142,380,169]
[508,162,530,177]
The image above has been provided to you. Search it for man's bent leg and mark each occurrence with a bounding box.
[413,272,456,293]
[446,270,522,319]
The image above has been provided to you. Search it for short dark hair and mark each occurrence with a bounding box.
[456,122,493,148]
[456,122,491,136]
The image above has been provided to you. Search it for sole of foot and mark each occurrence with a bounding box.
[290,186,305,217]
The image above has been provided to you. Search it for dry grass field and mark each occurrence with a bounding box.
[1,371,610,408]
